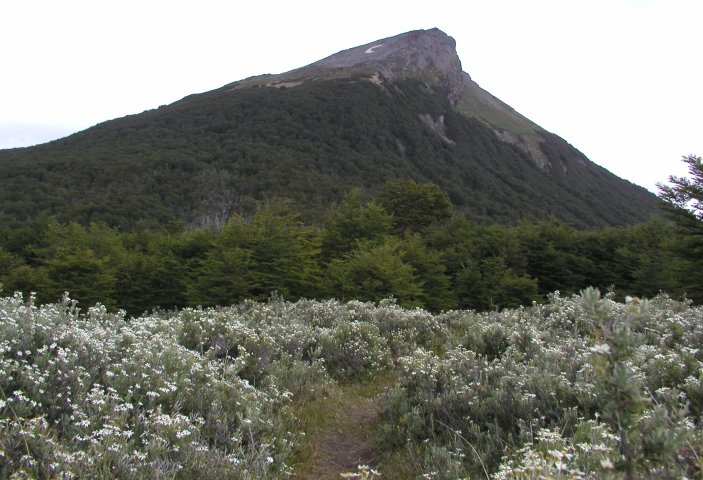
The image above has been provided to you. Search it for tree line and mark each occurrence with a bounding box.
[0,177,699,315]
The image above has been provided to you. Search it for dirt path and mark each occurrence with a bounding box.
[291,381,386,479]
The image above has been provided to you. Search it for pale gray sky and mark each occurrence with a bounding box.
[1,0,701,191]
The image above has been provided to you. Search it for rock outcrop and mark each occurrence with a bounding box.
[232,29,464,105]
[308,28,465,105]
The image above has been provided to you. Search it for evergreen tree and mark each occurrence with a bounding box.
[657,155,703,219]
[31,221,127,308]
[516,219,592,295]
[455,256,539,311]
[397,234,456,311]
[189,203,322,306]
[378,180,453,233]
[116,228,191,314]
[657,155,703,301]
[320,189,393,261]
[0,247,45,298]
[324,237,424,307]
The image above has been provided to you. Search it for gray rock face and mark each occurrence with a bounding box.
[308,28,465,105]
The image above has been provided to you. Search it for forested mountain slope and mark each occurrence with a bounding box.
[0,29,658,229]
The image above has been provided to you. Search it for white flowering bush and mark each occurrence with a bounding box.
[344,298,451,357]
[493,421,620,479]
[0,292,402,478]
[377,290,703,478]
[2,289,703,478]
[0,293,309,478]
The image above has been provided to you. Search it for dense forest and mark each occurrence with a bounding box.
[0,179,697,316]
[0,79,658,230]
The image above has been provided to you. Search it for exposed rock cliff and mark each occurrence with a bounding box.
[308,28,465,105]
[232,29,464,104]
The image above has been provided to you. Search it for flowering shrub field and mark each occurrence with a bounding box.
[378,290,703,478]
[1,289,702,478]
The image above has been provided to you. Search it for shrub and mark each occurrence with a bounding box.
[376,290,703,478]
[2,290,702,478]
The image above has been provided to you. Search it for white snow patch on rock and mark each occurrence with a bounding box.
[364,44,384,54]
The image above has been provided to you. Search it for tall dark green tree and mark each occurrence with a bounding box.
[424,217,538,310]
[657,155,703,219]
[454,257,539,311]
[320,189,393,261]
[378,180,453,233]
[116,227,191,314]
[188,203,322,306]
[516,220,593,295]
[657,154,703,301]
[30,221,127,308]
[622,221,677,297]
[397,234,456,311]
[324,237,424,308]
[0,247,45,298]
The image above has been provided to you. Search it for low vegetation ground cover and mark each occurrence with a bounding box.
[1,289,702,478]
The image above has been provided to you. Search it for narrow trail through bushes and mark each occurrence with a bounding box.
[291,378,390,479]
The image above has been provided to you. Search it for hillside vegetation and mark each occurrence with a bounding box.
[0,79,658,229]
[1,179,695,317]
[1,289,701,478]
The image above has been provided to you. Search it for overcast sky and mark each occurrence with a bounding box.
[1,0,701,192]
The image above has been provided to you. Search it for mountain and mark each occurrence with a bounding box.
[0,28,659,229]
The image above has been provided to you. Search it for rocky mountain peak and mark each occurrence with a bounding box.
[226,28,552,168]
[309,28,465,104]
[234,29,467,105]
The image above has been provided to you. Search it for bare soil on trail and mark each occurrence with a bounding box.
[291,382,386,479]
[306,397,379,478]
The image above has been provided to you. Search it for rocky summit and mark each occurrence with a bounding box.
[308,28,465,105]
[235,28,464,104]
[0,28,659,229]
